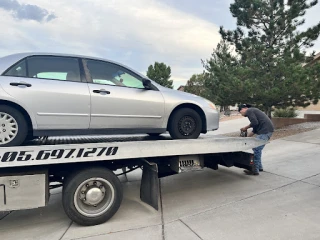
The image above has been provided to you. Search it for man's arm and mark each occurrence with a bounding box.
[241,124,252,131]
[246,110,259,134]
[247,131,255,137]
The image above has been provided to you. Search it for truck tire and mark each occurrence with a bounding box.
[0,105,28,147]
[62,167,123,226]
[168,108,202,139]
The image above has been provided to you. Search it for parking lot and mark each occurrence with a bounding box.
[1,118,320,240]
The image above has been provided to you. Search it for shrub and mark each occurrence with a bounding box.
[273,108,298,118]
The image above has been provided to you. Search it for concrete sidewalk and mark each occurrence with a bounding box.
[212,117,250,135]
[1,129,320,240]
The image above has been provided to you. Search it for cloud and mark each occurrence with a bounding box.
[0,0,222,88]
[0,0,56,22]
[5,0,319,90]
[300,2,320,53]
[1,0,319,89]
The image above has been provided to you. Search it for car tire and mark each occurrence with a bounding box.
[168,108,202,139]
[0,105,28,147]
[62,167,123,226]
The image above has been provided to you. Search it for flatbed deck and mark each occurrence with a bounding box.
[0,135,264,168]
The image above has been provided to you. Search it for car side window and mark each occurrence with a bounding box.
[27,56,81,82]
[3,59,27,77]
[85,59,145,89]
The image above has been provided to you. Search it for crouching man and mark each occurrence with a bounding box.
[239,104,274,175]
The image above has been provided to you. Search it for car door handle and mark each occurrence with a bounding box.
[10,82,32,87]
[93,89,110,94]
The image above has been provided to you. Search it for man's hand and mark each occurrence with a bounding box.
[240,124,251,132]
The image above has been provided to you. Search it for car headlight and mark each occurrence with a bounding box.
[208,102,216,110]
[204,99,216,110]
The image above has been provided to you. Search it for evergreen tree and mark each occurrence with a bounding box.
[202,40,245,110]
[220,0,320,117]
[184,73,214,101]
[146,62,173,88]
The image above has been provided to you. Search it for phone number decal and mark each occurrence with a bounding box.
[0,147,118,162]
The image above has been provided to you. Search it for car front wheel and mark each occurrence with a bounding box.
[0,105,28,147]
[168,108,202,139]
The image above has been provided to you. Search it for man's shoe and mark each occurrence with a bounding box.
[244,169,259,175]
[259,169,263,172]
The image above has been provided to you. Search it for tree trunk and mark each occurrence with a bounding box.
[265,107,272,119]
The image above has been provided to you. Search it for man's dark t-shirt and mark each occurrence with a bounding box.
[245,108,274,134]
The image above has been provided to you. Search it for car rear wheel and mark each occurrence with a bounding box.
[0,105,28,147]
[168,108,202,139]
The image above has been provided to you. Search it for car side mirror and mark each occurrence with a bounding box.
[142,78,152,89]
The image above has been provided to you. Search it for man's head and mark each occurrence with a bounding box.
[238,104,251,116]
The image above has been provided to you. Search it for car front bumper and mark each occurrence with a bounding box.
[204,108,220,131]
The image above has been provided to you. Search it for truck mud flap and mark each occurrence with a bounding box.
[217,152,254,170]
[140,159,159,210]
[233,152,254,170]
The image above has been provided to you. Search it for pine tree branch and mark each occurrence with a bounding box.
[252,14,269,32]
[271,23,291,47]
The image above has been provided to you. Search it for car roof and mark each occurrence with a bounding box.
[0,52,146,78]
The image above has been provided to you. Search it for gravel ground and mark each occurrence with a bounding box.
[222,121,320,140]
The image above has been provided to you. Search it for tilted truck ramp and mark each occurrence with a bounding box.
[0,136,265,168]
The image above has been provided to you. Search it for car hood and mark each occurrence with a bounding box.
[151,81,212,106]
[154,82,203,98]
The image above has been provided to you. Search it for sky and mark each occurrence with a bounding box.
[0,0,319,89]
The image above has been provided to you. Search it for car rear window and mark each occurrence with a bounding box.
[3,59,27,77]
[27,56,81,82]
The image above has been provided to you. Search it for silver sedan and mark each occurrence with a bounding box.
[0,53,219,146]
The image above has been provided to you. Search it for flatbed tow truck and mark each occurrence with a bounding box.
[0,134,265,226]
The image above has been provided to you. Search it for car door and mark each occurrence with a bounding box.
[83,58,165,130]
[1,55,90,130]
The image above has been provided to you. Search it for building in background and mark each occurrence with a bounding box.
[304,52,320,67]
[177,85,185,91]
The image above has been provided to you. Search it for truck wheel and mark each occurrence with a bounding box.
[62,167,123,226]
[168,108,202,139]
[0,105,28,147]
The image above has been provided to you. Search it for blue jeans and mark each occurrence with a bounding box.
[252,132,273,172]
